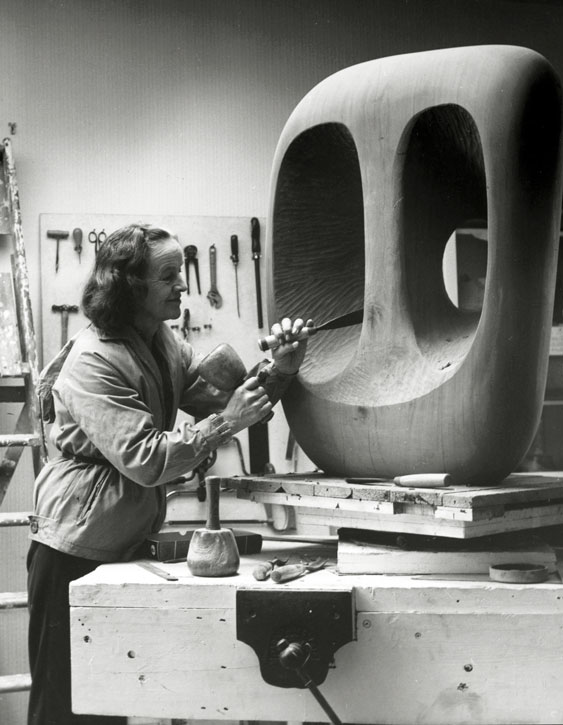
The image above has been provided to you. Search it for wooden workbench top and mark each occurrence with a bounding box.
[70,539,563,615]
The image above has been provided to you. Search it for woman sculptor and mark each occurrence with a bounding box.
[27,223,309,725]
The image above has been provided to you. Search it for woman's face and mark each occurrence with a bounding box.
[136,237,186,324]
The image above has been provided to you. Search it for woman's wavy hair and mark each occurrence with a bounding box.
[81,223,175,333]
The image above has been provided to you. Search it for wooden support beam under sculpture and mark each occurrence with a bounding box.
[266,45,563,485]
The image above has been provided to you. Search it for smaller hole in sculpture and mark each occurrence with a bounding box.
[443,220,488,313]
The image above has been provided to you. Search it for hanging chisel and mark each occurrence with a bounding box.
[258,308,364,351]
[251,217,263,329]
[230,234,240,317]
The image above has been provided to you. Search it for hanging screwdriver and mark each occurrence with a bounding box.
[230,234,240,317]
[72,228,83,263]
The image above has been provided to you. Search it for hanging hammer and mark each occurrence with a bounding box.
[46,230,69,273]
[51,304,78,348]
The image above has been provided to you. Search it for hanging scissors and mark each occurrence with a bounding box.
[88,229,107,256]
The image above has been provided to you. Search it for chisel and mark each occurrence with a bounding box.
[394,473,452,488]
[230,234,240,317]
[345,473,452,488]
[258,308,364,351]
[251,217,263,328]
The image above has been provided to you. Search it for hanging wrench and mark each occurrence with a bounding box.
[207,244,223,308]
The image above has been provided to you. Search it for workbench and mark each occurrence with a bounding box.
[70,538,563,724]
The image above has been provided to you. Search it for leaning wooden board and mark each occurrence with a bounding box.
[70,540,563,723]
[226,471,563,538]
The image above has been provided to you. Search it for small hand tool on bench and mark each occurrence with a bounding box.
[252,557,288,581]
[136,560,178,581]
[270,557,327,583]
[346,473,452,488]
[394,473,452,487]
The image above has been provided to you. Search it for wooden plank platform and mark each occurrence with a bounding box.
[225,471,563,538]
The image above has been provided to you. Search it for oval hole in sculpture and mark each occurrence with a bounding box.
[272,123,365,384]
[403,104,487,372]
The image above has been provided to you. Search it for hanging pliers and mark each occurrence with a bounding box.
[183,244,201,294]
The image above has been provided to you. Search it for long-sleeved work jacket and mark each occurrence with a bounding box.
[29,323,290,562]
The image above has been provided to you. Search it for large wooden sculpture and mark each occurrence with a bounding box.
[266,46,563,484]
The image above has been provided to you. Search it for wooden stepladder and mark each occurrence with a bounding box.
[0,138,47,695]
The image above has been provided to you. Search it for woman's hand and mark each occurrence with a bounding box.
[221,376,272,434]
[270,317,313,375]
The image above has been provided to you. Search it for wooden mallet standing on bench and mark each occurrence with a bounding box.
[187,476,240,577]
